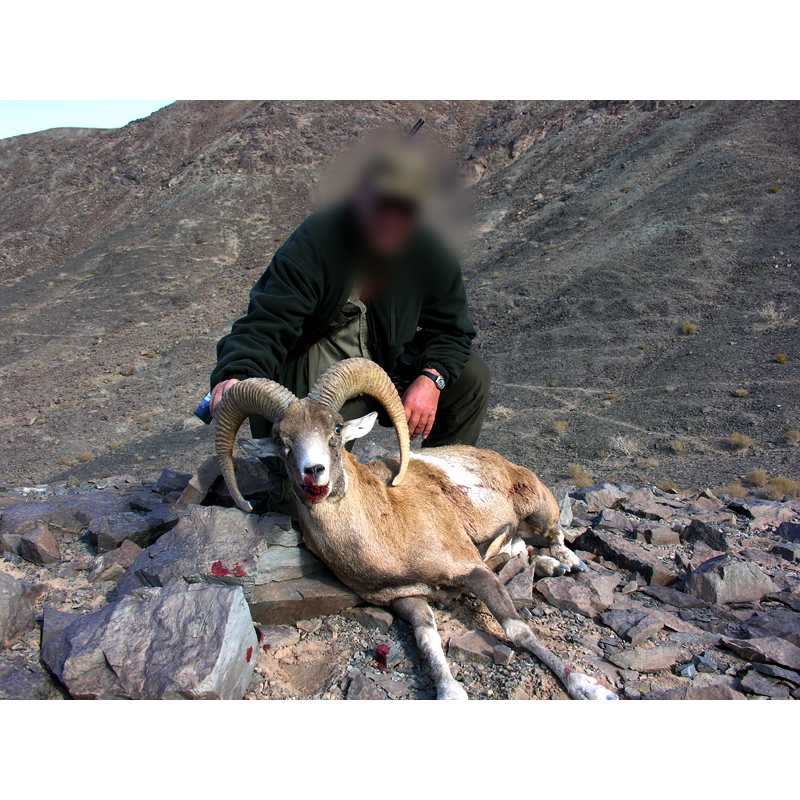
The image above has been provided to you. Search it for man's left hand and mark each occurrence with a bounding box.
[402,370,442,441]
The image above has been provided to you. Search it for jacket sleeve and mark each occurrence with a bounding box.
[412,240,476,386]
[210,247,321,390]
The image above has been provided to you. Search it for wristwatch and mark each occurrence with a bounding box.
[420,370,446,391]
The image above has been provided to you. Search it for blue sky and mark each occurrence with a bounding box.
[0,100,175,140]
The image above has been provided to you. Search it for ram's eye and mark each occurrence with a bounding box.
[334,425,342,435]
[274,436,283,447]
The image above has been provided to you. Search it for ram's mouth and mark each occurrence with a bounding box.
[301,483,330,504]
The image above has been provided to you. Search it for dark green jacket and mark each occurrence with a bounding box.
[211,203,476,411]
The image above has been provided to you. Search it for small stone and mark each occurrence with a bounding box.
[347,670,386,700]
[536,568,621,617]
[506,564,535,608]
[739,669,791,698]
[256,624,300,650]
[87,539,142,583]
[608,644,689,673]
[493,644,515,666]
[685,555,776,604]
[19,523,61,565]
[448,630,501,665]
[343,606,394,634]
[692,653,721,673]
[375,643,402,669]
[296,618,322,634]
[0,570,35,649]
[677,662,697,678]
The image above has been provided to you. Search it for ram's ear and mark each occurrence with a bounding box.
[240,438,281,458]
[340,412,378,443]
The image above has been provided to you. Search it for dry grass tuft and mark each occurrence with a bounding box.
[775,353,787,364]
[764,477,800,500]
[733,388,749,398]
[567,463,593,488]
[715,480,747,499]
[605,393,618,401]
[658,480,680,493]
[729,432,753,451]
[787,430,800,446]
[682,321,699,336]
[77,453,93,462]
[748,469,768,487]
[552,420,568,436]
[756,302,797,330]
[610,434,641,458]
[669,440,685,455]
[489,404,514,421]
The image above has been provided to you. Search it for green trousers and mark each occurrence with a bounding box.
[263,352,491,516]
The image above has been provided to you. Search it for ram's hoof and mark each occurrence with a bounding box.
[438,681,469,700]
[567,672,618,700]
[570,557,588,573]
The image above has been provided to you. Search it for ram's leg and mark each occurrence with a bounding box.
[391,596,468,701]
[461,566,617,700]
[520,517,587,574]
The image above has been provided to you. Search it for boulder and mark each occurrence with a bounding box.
[117,505,325,600]
[573,528,679,586]
[723,636,800,671]
[0,659,60,700]
[87,540,143,583]
[89,507,179,552]
[684,684,746,700]
[575,483,628,512]
[640,524,680,546]
[493,644,515,666]
[448,630,501,665]
[0,570,35,650]
[42,584,257,699]
[680,519,731,552]
[19,523,61,565]
[727,499,794,528]
[776,521,800,543]
[752,662,800,685]
[208,457,272,511]
[608,644,689,673]
[41,606,80,647]
[594,508,634,533]
[685,555,776,605]
[536,569,621,617]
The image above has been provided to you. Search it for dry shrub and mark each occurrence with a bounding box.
[610,434,641,458]
[733,388,749,398]
[775,353,787,364]
[748,469,768,487]
[669,440,685,455]
[489,404,514,420]
[682,322,698,336]
[605,393,618,400]
[757,302,797,329]
[715,480,747,499]
[552,420,568,436]
[764,477,800,500]
[77,453,93,462]
[658,480,680,493]
[787,430,800,446]
[568,463,593,488]
[729,432,753,451]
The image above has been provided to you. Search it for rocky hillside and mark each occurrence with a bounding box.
[0,100,798,495]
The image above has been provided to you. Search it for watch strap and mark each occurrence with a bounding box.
[420,370,445,390]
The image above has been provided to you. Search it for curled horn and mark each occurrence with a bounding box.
[308,358,409,486]
[214,379,297,513]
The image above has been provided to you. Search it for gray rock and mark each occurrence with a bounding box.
[0,570,35,650]
[608,644,690,673]
[727,499,794,527]
[639,585,708,609]
[249,573,360,625]
[739,609,800,647]
[493,643,515,666]
[41,606,80,647]
[117,505,325,602]
[771,542,800,563]
[685,555,776,605]
[599,609,664,645]
[594,508,634,533]
[506,564,535,608]
[89,507,179,552]
[739,670,791,698]
[677,662,697,678]
[448,630,501,665]
[723,636,800,671]
[208,457,272,511]
[153,469,192,495]
[776,521,800,543]
[343,606,394,634]
[19,522,61,565]
[347,670,387,700]
[752,662,800,685]
[573,528,679,586]
[42,584,257,699]
[536,569,621,617]
[575,483,628,512]
[680,519,731,552]
[256,624,300,650]
[692,653,721,673]
[0,658,60,699]
[641,524,681,546]
[87,539,143,583]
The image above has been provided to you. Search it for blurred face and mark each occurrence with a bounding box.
[355,185,419,258]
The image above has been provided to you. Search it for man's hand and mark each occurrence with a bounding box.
[210,378,240,418]
[402,370,442,441]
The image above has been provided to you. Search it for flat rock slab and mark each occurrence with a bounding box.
[575,483,628,512]
[684,684,746,700]
[536,569,621,617]
[448,630,502,665]
[573,528,678,586]
[347,670,387,700]
[343,606,395,634]
[739,609,800,648]
[0,570,35,650]
[728,499,794,528]
[640,524,680,546]
[249,572,360,625]
[639,585,708,609]
[89,507,179,552]
[771,543,800,563]
[609,644,689,673]
[723,636,800,671]
[256,624,301,650]
[42,584,257,699]
[739,670,791,698]
[599,609,664,646]
[117,505,325,601]
[685,555,776,604]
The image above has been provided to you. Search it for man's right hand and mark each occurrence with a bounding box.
[210,379,240,418]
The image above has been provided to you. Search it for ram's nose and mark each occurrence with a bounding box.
[303,464,327,482]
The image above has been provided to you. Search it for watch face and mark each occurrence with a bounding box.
[435,375,445,390]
